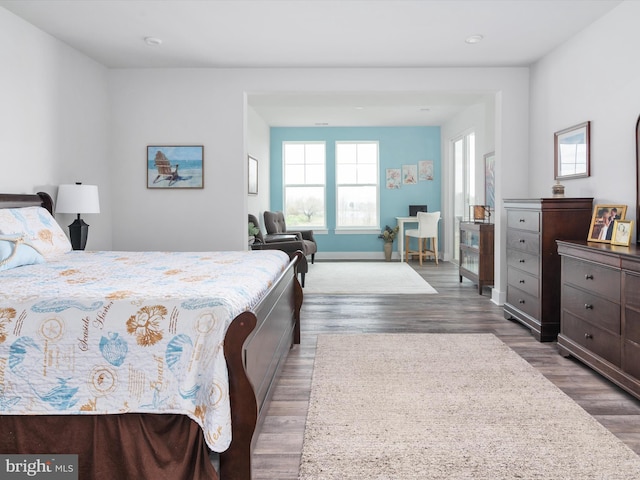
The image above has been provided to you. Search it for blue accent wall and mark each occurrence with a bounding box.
[270,126,441,252]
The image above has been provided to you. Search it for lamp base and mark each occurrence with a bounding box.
[68,217,89,250]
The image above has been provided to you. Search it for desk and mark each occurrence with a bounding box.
[395,216,418,262]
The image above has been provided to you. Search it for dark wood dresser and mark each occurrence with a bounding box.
[503,198,593,341]
[557,240,640,400]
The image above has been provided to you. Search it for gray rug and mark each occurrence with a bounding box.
[304,262,437,295]
[299,334,640,479]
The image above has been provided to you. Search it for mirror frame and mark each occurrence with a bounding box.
[554,121,591,180]
[636,115,640,244]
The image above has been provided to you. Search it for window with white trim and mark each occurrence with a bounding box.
[283,142,326,228]
[335,141,379,228]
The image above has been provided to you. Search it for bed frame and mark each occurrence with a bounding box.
[0,192,304,480]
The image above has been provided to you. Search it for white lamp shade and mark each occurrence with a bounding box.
[56,184,100,214]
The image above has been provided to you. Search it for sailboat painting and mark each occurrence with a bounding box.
[147,145,204,189]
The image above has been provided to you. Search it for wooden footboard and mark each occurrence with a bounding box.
[219,251,303,480]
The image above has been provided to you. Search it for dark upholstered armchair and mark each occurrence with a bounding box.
[249,214,309,287]
[263,211,317,264]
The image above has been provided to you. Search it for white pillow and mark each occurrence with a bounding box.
[0,206,72,259]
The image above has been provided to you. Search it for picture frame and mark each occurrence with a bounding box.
[248,155,258,195]
[402,164,417,184]
[147,145,203,189]
[611,220,633,247]
[484,151,495,209]
[554,121,590,180]
[587,204,627,243]
[418,160,434,181]
[386,168,401,189]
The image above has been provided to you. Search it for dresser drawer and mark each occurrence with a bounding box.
[506,229,540,255]
[507,209,540,232]
[624,307,640,345]
[508,266,539,298]
[624,271,640,310]
[507,285,540,320]
[562,284,620,334]
[562,311,621,367]
[507,249,539,276]
[624,339,640,379]
[562,256,620,301]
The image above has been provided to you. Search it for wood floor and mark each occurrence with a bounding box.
[250,260,640,479]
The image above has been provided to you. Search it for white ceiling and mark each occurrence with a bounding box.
[1,0,622,126]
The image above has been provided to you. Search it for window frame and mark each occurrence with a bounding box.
[334,140,380,232]
[282,141,327,229]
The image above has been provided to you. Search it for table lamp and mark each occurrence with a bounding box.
[55,183,100,250]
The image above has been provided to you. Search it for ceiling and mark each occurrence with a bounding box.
[1,0,622,126]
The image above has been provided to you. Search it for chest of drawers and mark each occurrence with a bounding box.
[557,240,640,401]
[503,198,593,341]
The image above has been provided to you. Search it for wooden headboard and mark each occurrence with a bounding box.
[0,192,54,215]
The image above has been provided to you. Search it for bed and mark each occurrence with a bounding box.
[0,192,303,480]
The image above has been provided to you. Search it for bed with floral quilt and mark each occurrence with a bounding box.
[0,192,303,480]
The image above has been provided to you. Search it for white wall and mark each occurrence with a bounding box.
[247,105,271,232]
[108,67,530,255]
[529,0,640,241]
[0,8,112,250]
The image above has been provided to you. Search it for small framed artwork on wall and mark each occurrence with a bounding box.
[147,145,204,189]
[248,155,258,195]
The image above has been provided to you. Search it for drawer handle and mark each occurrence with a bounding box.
[518,299,525,304]
[585,274,594,280]
[519,219,525,223]
[519,280,525,284]
[584,304,593,310]
[584,333,593,340]
[519,259,525,263]
[519,239,526,243]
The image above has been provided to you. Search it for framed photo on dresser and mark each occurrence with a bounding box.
[587,204,627,243]
[611,220,633,246]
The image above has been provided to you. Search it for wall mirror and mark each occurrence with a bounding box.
[554,121,590,180]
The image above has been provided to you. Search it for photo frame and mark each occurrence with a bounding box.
[147,145,203,189]
[248,155,258,195]
[386,168,401,189]
[418,160,434,181]
[587,204,627,243]
[611,220,634,247]
[554,121,590,180]
[484,151,495,209]
[402,165,417,184]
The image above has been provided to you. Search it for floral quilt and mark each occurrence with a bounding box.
[0,249,290,452]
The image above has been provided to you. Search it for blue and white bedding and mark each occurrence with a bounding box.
[0,249,290,452]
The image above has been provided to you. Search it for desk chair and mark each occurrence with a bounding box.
[405,211,440,265]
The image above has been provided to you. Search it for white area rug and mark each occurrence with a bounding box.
[299,334,640,479]
[304,262,437,295]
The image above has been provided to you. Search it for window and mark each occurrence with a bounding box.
[336,142,379,228]
[283,142,326,228]
[452,131,476,263]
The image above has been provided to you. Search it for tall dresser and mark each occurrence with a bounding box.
[557,240,640,400]
[503,198,593,342]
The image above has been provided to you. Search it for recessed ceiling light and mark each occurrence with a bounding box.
[420,107,431,112]
[465,34,484,44]
[355,106,364,110]
[144,37,162,46]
